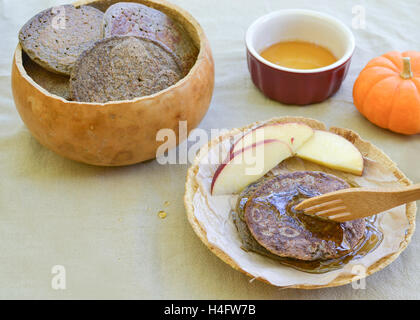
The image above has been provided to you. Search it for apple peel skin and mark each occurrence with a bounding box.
[231,122,314,154]
[211,139,293,195]
[295,130,364,176]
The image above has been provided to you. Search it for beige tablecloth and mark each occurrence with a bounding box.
[0,0,419,299]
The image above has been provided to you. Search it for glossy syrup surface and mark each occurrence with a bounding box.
[260,40,337,70]
[278,197,382,274]
[236,176,383,274]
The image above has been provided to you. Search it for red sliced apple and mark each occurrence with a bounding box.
[231,122,314,154]
[211,139,292,195]
[295,130,364,175]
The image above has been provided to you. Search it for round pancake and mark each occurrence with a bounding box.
[244,171,366,261]
[69,36,183,103]
[19,5,104,76]
[103,2,198,76]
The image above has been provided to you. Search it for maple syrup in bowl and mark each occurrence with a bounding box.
[245,9,355,105]
[260,40,338,70]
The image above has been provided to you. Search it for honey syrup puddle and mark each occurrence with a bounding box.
[234,179,383,274]
[276,196,383,274]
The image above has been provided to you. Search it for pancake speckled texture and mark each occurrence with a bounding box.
[103,2,198,76]
[19,5,104,76]
[69,36,183,103]
[243,171,366,261]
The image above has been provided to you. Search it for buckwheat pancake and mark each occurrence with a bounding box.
[19,5,104,76]
[70,36,183,103]
[22,52,70,100]
[240,171,366,261]
[103,2,198,76]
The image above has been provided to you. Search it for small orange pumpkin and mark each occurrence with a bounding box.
[353,51,420,135]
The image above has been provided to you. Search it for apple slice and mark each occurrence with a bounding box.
[295,130,364,175]
[231,122,314,154]
[211,139,292,195]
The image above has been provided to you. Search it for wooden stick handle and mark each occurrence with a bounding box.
[393,183,420,204]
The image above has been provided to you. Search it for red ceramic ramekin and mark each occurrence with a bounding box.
[246,9,355,105]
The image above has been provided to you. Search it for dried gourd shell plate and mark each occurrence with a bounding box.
[184,117,416,289]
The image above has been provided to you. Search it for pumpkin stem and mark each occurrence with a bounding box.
[400,57,413,79]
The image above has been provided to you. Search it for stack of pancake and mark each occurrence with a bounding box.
[19,2,198,102]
